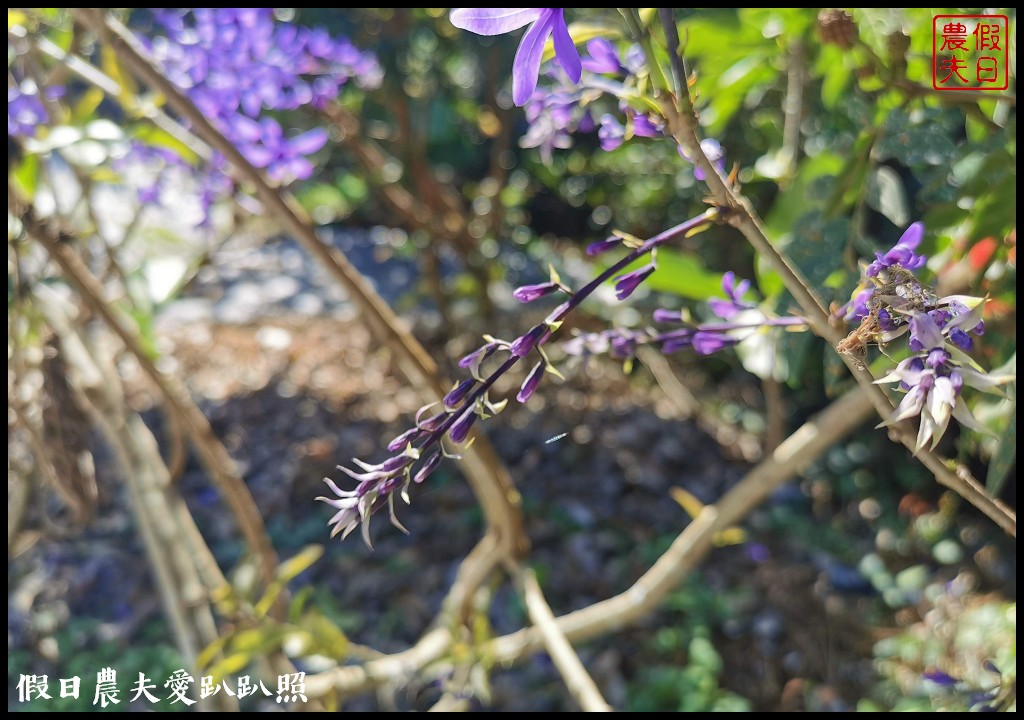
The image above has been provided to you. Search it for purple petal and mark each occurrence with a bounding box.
[897,221,925,251]
[586,237,620,256]
[517,361,545,403]
[289,127,329,155]
[550,9,581,83]
[512,9,555,106]
[653,308,681,323]
[413,451,442,483]
[582,37,621,74]
[448,407,478,444]
[632,113,662,138]
[450,7,543,36]
[513,282,560,303]
[613,263,656,300]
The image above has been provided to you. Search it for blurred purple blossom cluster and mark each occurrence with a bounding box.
[8,81,62,138]
[564,271,806,361]
[145,8,381,184]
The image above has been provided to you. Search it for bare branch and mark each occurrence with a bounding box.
[488,387,875,660]
[517,567,614,712]
[71,8,527,554]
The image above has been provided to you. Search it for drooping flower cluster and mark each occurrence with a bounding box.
[319,209,721,544]
[837,222,1013,450]
[564,271,806,361]
[145,8,381,184]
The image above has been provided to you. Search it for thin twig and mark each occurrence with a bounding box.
[655,14,1015,537]
[18,197,280,585]
[487,386,875,661]
[306,387,875,698]
[516,567,614,712]
[73,8,527,555]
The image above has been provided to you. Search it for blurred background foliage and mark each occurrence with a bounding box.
[8,6,1016,712]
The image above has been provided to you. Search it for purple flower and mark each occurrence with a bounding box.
[386,427,423,452]
[867,222,927,277]
[613,263,656,300]
[653,308,681,323]
[581,37,622,74]
[708,271,754,320]
[513,281,561,303]
[693,139,726,181]
[458,341,498,375]
[632,113,663,138]
[448,407,478,444]
[242,119,328,183]
[413,451,442,484]
[443,378,477,409]
[517,361,546,403]
[692,331,739,355]
[923,669,959,687]
[586,237,620,256]
[510,324,548,358]
[450,8,582,107]
[598,113,625,151]
[8,84,49,138]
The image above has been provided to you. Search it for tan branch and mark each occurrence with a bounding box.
[72,8,526,555]
[21,202,280,585]
[657,39,1015,537]
[488,387,875,660]
[307,387,875,699]
[517,567,614,712]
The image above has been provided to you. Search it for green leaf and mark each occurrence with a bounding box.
[645,249,724,300]
[132,125,199,165]
[11,154,40,200]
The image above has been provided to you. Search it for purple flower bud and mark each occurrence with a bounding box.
[653,308,681,323]
[513,282,560,303]
[458,341,498,370]
[443,379,477,409]
[448,407,478,444]
[598,113,625,152]
[416,410,448,432]
[613,263,656,300]
[692,331,739,355]
[948,327,974,351]
[386,427,423,452]
[379,454,415,474]
[609,333,638,358]
[586,237,620,256]
[632,113,662,138]
[925,348,950,369]
[517,362,546,403]
[923,670,958,687]
[509,325,547,358]
[949,370,964,394]
[877,308,900,332]
[581,37,622,74]
[413,451,442,484]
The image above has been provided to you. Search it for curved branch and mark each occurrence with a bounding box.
[71,8,527,555]
[306,387,875,698]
